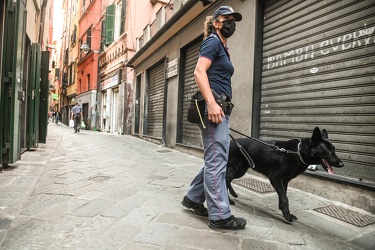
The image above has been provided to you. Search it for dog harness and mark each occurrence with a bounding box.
[297,142,308,165]
[229,128,309,166]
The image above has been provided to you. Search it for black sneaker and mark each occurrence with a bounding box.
[209,215,246,230]
[181,196,208,217]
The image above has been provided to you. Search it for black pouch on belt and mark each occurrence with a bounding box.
[212,90,234,115]
[187,92,206,125]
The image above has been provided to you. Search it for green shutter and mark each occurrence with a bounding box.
[38,51,49,143]
[27,43,41,148]
[105,4,115,45]
[0,0,26,165]
[101,20,105,51]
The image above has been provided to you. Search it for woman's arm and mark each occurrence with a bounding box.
[194,57,225,124]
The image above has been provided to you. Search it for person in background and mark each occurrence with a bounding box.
[71,102,83,133]
[55,110,60,124]
[181,6,246,230]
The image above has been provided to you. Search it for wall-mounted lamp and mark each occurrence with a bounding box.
[200,0,212,7]
[80,43,90,54]
[46,44,56,50]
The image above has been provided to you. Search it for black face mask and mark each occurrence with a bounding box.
[220,20,236,38]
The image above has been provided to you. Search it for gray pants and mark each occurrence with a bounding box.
[73,114,81,133]
[186,115,232,221]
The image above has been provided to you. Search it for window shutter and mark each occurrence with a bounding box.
[120,0,126,34]
[87,27,92,48]
[105,4,115,45]
[100,20,105,51]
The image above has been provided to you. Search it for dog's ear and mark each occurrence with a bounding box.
[311,127,322,145]
[321,129,328,139]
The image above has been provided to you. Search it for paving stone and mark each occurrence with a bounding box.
[101,195,146,218]
[155,212,209,230]
[78,224,140,250]
[118,205,160,226]
[100,185,139,202]
[0,219,11,230]
[132,223,178,246]
[168,227,240,250]
[20,195,72,216]
[242,238,291,250]
[352,231,375,250]
[2,217,48,248]
[60,215,116,248]
[78,190,105,200]
[303,233,360,250]
[120,241,164,250]
[299,210,359,241]
[237,223,305,246]
[71,199,116,217]
[33,198,87,221]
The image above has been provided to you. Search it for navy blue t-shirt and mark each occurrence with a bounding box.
[199,33,234,98]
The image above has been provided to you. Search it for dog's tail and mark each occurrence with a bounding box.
[228,183,238,198]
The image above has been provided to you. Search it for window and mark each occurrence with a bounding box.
[69,64,73,84]
[79,39,83,59]
[120,0,126,35]
[114,3,121,39]
[69,62,76,85]
[115,0,127,39]
[87,74,91,90]
[71,25,77,46]
[86,27,92,48]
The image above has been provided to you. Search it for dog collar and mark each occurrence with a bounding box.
[297,142,308,165]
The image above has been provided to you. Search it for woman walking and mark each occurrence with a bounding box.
[182,6,246,230]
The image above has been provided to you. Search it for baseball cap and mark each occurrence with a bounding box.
[213,6,242,21]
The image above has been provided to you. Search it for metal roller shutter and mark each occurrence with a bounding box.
[261,0,375,182]
[145,61,164,139]
[134,75,141,134]
[181,40,202,147]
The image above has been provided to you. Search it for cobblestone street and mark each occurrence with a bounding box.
[0,123,374,249]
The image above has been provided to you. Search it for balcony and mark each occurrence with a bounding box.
[137,1,174,51]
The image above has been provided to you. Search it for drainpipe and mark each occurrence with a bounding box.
[161,57,168,146]
[38,0,48,47]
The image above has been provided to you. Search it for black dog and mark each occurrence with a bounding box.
[226,127,344,222]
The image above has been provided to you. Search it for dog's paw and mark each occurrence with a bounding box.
[284,214,298,222]
[229,198,235,205]
[291,214,298,220]
[282,211,298,222]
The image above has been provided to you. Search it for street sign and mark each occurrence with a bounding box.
[166,58,178,79]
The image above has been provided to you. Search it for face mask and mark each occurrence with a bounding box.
[220,20,236,38]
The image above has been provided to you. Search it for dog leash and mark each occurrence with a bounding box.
[229,133,255,169]
[229,128,309,165]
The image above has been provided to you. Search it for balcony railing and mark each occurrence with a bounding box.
[137,0,175,50]
[150,19,156,37]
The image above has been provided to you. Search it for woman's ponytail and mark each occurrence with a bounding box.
[203,16,215,39]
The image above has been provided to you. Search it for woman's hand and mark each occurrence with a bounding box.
[207,101,225,124]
